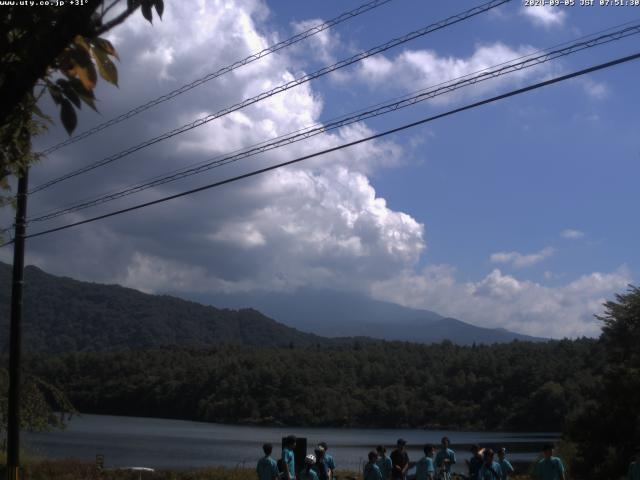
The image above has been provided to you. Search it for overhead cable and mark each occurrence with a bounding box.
[6,50,637,246]
[26,23,640,224]
[29,0,511,194]
[39,0,395,155]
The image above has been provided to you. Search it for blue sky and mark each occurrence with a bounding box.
[3,0,639,338]
[270,0,640,282]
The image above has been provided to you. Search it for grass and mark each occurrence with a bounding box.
[4,460,257,480]
[0,459,539,480]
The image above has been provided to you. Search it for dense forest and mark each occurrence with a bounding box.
[26,338,603,432]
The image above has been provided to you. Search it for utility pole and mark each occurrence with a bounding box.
[6,167,29,480]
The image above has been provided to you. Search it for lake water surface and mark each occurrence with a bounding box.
[24,414,558,474]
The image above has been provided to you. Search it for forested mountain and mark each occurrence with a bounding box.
[0,262,541,353]
[26,339,603,431]
[0,263,332,354]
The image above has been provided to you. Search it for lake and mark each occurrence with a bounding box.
[23,414,558,474]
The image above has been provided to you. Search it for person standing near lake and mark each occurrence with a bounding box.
[435,437,456,477]
[496,448,514,480]
[390,438,410,480]
[376,445,393,480]
[282,435,297,480]
[299,455,319,480]
[319,442,335,480]
[313,446,330,480]
[257,443,280,480]
[364,451,384,480]
[628,446,640,480]
[533,444,565,480]
[415,444,436,480]
[477,449,502,480]
[466,444,483,480]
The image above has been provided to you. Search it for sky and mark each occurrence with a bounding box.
[2,0,639,338]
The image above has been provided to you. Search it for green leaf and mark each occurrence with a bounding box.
[77,92,98,112]
[66,78,98,112]
[141,1,153,23]
[59,99,77,135]
[74,35,91,53]
[91,45,119,86]
[69,44,93,70]
[48,85,64,105]
[57,79,81,109]
[67,45,97,90]
[69,62,97,91]
[93,37,119,60]
[154,0,164,19]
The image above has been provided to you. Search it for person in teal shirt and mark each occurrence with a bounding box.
[299,455,319,480]
[257,443,279,480]
[319,442,335,480]
[415,444,435,480]
[497,448,514,480]
[629,447,640,480]
[534,444,565,480]
[478,449,502,480]
[283,435,297,480]
[376,445,393,480]
[364,451,384,480]
[435,437,456,475]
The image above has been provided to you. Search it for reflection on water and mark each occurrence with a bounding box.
[24,414,559,474]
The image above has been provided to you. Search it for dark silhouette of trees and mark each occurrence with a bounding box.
[566,285,640,480]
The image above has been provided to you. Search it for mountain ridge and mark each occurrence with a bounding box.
[186,287,545,344]
[0,262,338,354]
[0,262,544,353]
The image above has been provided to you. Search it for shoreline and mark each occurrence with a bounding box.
[59,411,563,436]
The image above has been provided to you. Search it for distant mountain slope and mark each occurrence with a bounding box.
[0,262,544,353]
[0,263,330,354]
[188,288,546,344]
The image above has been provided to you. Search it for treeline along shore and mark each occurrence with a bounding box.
[25,338,600,431]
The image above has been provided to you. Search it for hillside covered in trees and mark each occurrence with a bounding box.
[0,263,338,353]
[26,338,602,432]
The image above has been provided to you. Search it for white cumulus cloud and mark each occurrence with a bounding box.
[371,265,632,338]
[521,5,567,27]
[490,247,555,268]
[18,0,425,298]
[561,229,585,240]
[352,42,553,105]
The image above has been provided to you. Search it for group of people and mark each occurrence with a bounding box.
[362,437,522,480]
[256,436,336,480]
[257,435,574,480]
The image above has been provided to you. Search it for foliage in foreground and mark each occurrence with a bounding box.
[0,0,163,210]
[0,368,75,443]
[565,285,640,480]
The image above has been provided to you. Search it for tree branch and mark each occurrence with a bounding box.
[101,0,122,19]
[94,4,139,36]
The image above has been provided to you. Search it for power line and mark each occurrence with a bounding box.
[34,17,638,221]
[39,0,394,156]
[25,23,640,224]
[24,16,640,223]
[29,0,511,194]
[7,50,638,246]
